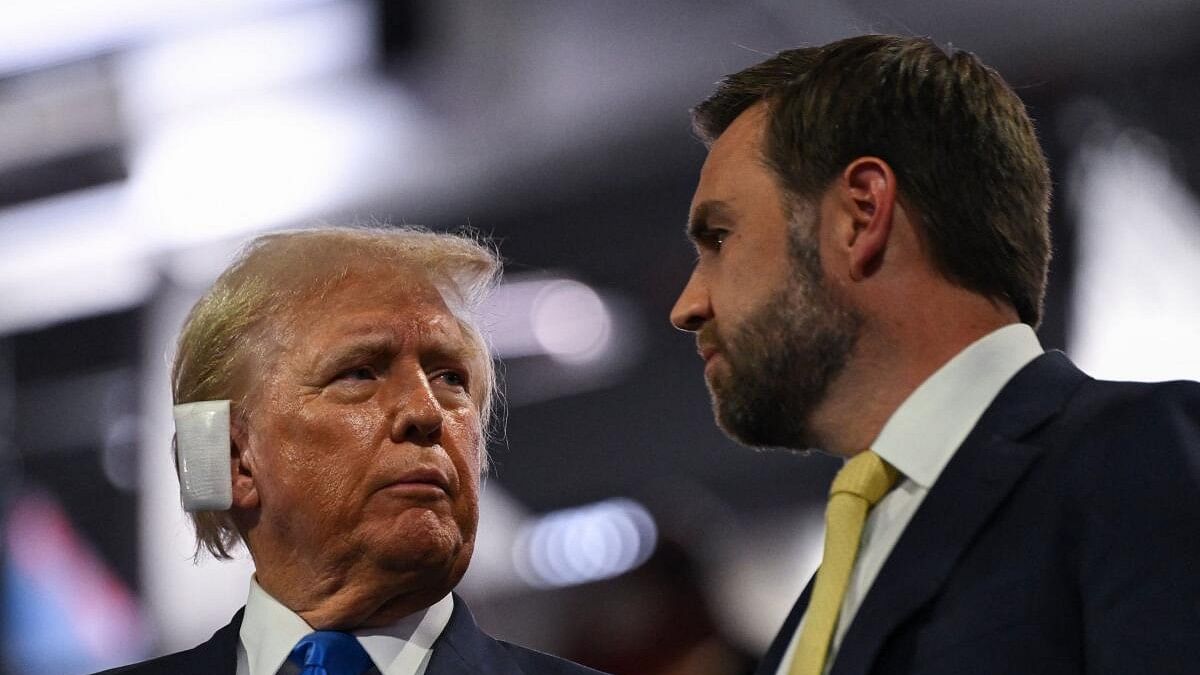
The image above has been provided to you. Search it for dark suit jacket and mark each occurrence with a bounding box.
[98,594,606,675]
[755,351,1200,675]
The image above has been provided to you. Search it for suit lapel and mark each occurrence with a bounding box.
[426,594,526,675]
[207,609,244,675]
[754,576,816,675]
[827,352,1087,675]
[155,608,242,675]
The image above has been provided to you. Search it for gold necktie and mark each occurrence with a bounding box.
[788,450,899,675]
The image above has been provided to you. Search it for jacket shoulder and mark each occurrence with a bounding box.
[92,610,242,675]
[1069,375,1200,416]
[95,648,220,675]
[495,640,608,674]
[1029,374,1198,454]
[432,595,609,674]
[1044,379,1200,673]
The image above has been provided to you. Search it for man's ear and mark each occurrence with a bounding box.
[839,156,898,281]
[230,419,259,510]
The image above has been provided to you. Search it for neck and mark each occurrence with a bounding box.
[247,545,462,630]
[810,292,1020,457]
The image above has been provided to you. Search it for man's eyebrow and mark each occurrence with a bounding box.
[423,340,477,367]
[686,200,734,241]
[314,335,393,370]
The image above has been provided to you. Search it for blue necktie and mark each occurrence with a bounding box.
[287,631,374,675]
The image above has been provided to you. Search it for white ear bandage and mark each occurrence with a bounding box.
[173,400,233,511]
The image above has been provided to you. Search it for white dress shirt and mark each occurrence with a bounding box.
[236,578,454,675]
[775,323,1044,675]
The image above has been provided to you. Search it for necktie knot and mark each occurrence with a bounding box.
[288,631,373,675]
[830,450,899,506]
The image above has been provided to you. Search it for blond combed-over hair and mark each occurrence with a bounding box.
[171,225,502,560]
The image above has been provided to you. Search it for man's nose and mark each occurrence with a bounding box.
[388,371,443,446]
[670,269,711,333]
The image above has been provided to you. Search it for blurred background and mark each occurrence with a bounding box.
[2,1,1200,673]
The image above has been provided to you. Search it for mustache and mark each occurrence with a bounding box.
[697,325,726,355]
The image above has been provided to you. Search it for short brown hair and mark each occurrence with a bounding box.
[692,35,1051,326]
[172,225,501,559]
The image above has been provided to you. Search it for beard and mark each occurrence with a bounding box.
[702,221,862,451]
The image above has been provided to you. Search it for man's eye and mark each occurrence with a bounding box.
[435,371,467,389]
[337,366,377,381]
[698,228,728,251]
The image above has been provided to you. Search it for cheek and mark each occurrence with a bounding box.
[460,434,485,485]
[261,409,379,500]
[292,403,382,451]
[443,414,483,489]
[726,261,788,320]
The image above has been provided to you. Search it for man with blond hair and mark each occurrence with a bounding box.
[104,226,602,675]
[671,35,1200,674]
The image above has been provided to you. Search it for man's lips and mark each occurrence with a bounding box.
[698,344,720,362]
[379,467,451,496]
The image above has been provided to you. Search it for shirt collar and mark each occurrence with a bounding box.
[356,593,453,674]
[239,577,453,675]
[870,323,1043,489]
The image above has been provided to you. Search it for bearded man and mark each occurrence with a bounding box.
[671,35,1200,675]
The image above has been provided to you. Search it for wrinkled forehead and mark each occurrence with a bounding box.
[239,267,489,396]
[291,269,480,350]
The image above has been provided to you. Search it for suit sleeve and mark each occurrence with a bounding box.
[1077,382,1200,674]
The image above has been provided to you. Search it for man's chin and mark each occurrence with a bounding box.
[713,401,767,447]
[362,509,466,564]
[712,394,810,451]
[379,536,472,601]
[349,536,474,628]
